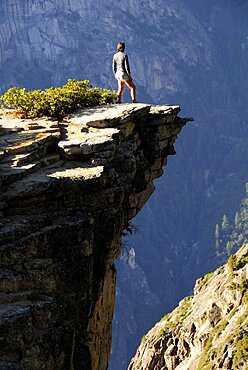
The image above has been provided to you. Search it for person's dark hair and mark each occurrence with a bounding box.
[117,41,125,52]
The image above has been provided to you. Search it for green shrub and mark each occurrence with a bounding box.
[0,79,117,118]
[235,255,248,270]
[242,289,248,304]
[197,336,215,370]
[141,335,147,343]
[232,329,248,368]
[198,271,214,289]
[228,255,237,271]
[157,327,173,340]
[157,296,193,339]
[227,278,248,299]
[228,254,248,272]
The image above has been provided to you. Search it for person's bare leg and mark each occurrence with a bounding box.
[117,80,125,103]
[125,79,136,103]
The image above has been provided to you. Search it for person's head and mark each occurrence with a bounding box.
[117,41,125,52]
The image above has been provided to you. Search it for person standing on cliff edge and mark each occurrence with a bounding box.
[112,41,137,104]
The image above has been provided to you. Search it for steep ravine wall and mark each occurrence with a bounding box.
[128,244,248,370]
[0,103,189,370]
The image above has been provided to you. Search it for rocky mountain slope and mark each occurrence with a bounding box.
[0,104,189,370]
[129,244,248,370]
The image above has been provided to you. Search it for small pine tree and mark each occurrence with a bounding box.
[216,183,248,262]
[215,224,220,248]
[234,212,240,229]
[226,241,232,256]
[221,214,229,231]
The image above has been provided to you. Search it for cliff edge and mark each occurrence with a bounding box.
[0,104,189,370]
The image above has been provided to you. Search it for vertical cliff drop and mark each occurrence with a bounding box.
[0,103,190,370]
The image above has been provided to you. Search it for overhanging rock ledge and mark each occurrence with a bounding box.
[0,103,190,370]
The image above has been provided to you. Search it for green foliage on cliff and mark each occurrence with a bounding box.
[197,275,248,370]
[197,335,216,370]
[233,330,248,368]
[197,271,214,290]
[228,254,248,271]
[0,79,117,118]
[232,328,248,369]
[157,296,193,339]
[197,318,230,370]
[227,310,248,369]
[227,279,248,299]
[215,183,248,258]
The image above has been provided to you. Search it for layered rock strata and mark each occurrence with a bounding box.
[0,103,189,370]
[128,244,248,370]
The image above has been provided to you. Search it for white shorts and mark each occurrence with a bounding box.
[115,70,129,81]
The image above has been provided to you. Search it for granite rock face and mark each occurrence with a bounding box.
[0,103,189,370]
[128,244,248,370]
[0,0,213,99]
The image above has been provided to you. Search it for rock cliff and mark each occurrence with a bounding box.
[0,103,189,370]
[1,2,248,367]
[128,244,248,370]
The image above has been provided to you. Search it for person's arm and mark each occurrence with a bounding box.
[125,54,132,78]
[112,56,117,76]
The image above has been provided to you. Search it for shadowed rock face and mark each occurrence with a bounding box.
[0,104,189,370]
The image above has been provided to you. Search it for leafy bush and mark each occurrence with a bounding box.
[0,79,117,118]
[228,255,237,271]
[198,271,214,290]
[197,336,215,370]
[228,254,248,271]
[232,329,248,368]
[157,296,193,339]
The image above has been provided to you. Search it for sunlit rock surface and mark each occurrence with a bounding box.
[128,244,248,370]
